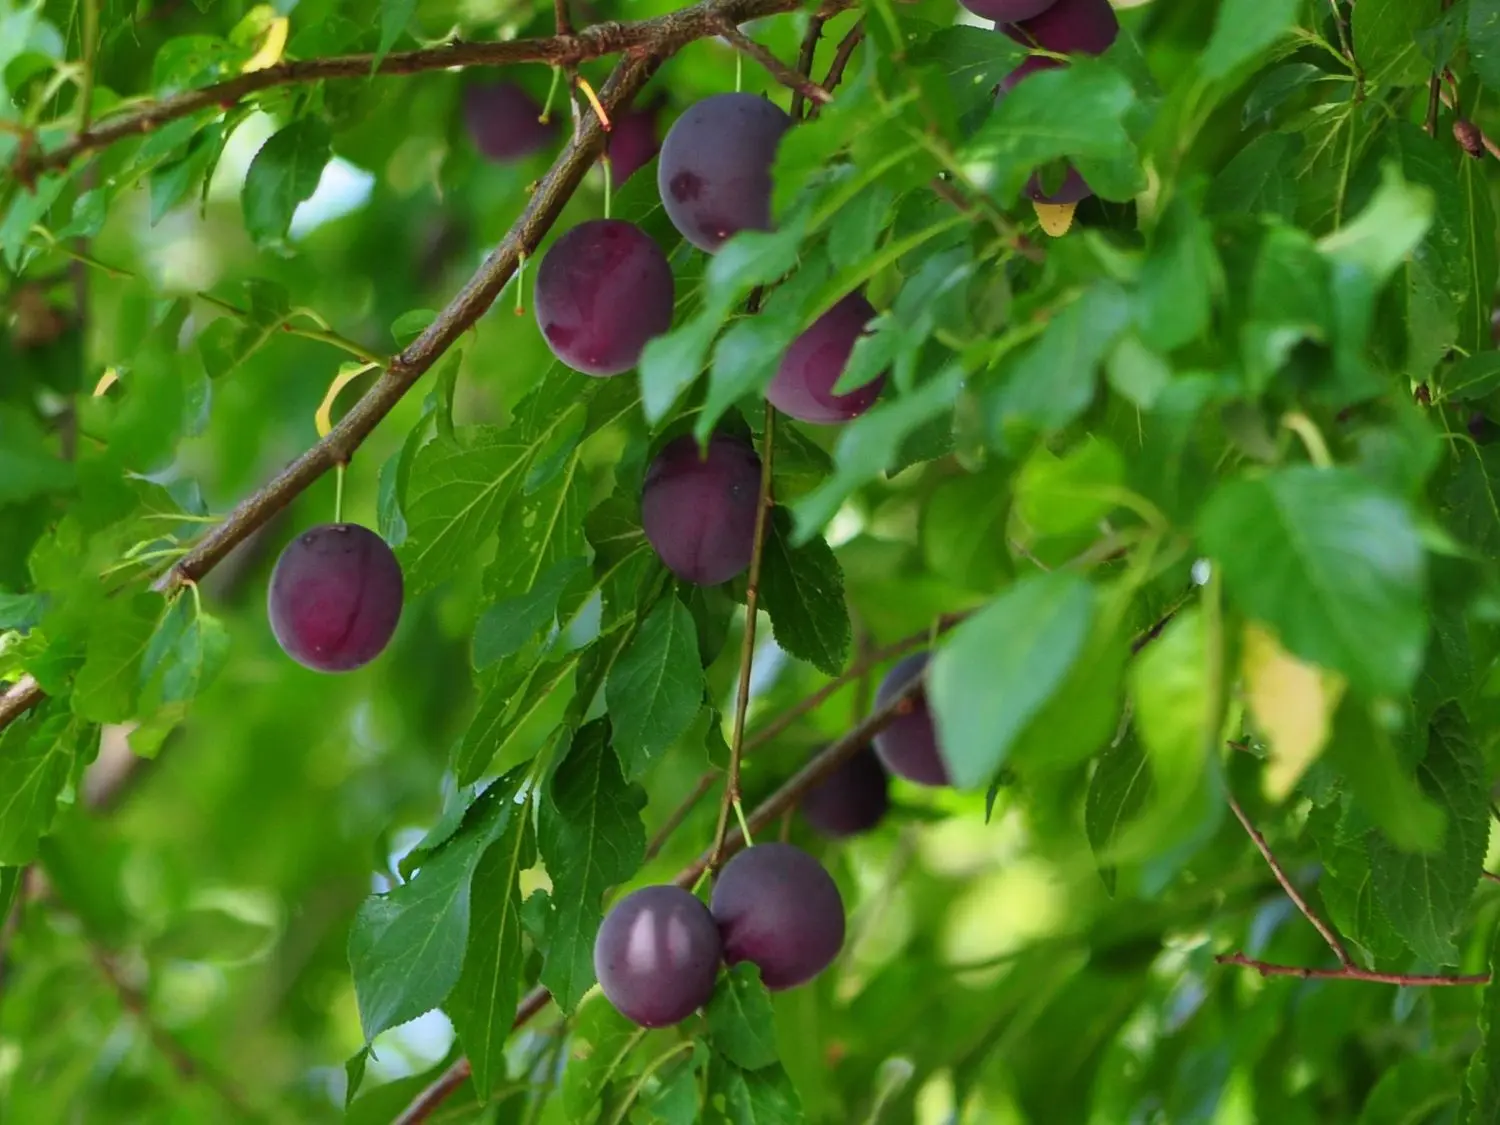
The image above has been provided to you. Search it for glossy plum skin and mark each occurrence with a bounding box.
[960,0,1056,19]
[462,82,556,162]
[267,524,404,673]
[872,652,951,786]
[608,102,661,184]
[766,293,887,424]
[710,844,845,990]
[998,58,1094,205]
[641,434,761,586]
[658,93,792,252]
[1000,0,1120,55]
[534,219,675,377]
[594,885,722,1028]
[801,748,890,839]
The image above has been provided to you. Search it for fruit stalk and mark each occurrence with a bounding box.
[714,17,831,106]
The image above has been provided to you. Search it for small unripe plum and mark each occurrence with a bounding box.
[534,219,675,377]
[800,748,890,838]
[710,843,845,990]
[871,652,951,786]
[641,434,761,586]
[658,93,792,252]
[766,293,886,424]
[594,885,722,1028]
[960,0,1058,19]
[267,524,404,672]
[463,81,556,162]
[608,102,661,184]
[1000,0,1119,56]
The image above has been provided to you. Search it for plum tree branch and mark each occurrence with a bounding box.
[715,18,831,105]
[1219,790,1489,986]
[790,12,826,119]
[10,0,842,184]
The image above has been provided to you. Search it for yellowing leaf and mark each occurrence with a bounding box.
[242,16,289,73]
[315,361,378,437]
[1034,201,1077,237]
[1242,622,1345,799]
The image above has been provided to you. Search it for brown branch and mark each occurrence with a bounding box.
[715,18,830,105]
[0,677,45,729]
[1215,952,1489,987]
[1226,790,1353,967]
[812,20,863,116]
[789,13,825,119]
[1484,871,1500,885]
[12,0,843,183]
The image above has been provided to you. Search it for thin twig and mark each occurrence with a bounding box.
[1215,952,1489,987]
[812,21,863,116]
[1484,871,1500,885]
[12,0,849,183]
[710,403,778,869]
[790,13,825,119]
[1225,790,1353,967]
[715,18,831,105]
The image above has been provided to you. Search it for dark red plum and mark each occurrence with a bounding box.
[608,101,661,184]
[267,524,404,673]
[658,93,792,252]
[872,652,951,786]
[801,748,890,839]
[534,219,675,377]
[463,81,556,162]
[641,434,761,586]
[766,293,886,424]
[710,843,845,990]
[594,885,722,1027]
[961,0,1057,19]
[1000,0,1119,55]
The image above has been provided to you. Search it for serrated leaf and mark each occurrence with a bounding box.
[710,1058,804,1125]
[606,599,703,781]
[483,450,587,600]
[241,118,330,248]
[0,713,78,865]
[1358,1057,1458,1125]
[347,775,524,1043]
[538,721,646,1012]
[447,797,534,1099]
[72,593,162,724]
[474,556,588,668]
[562,998,643,1119]
[1308,799,1410,966]
[398,427,530,595]
[1353,0,1443,88]
[1085,732,1154,895]
[139,595,230,709]
[1367,706,1487,965]
[930,571,1094,791]
[706,964,780,1071]
[1198,467,1427,698]
[759,508,850,675]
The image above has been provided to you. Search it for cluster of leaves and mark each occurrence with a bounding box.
[7,0,1500,1122]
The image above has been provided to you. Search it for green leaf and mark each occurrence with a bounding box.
[1135,194,1220,354]
[0,406,75,504]
[1467,921,1500,1120]
[538,721,646,1012]
[1322,695,1444,853]
[1440,352,1500,403]
[1358,1057,1459,1125]
[1200,0,1302,79]
[72,593,162,724]
[1470,0,1500,96]
[473,556,588,668]
[1206,132,1301,220]
[376,0,416,67]
[1128,607,1215,814]
[1367,706,1487,965]
[398,427,529,595]
[706,964,780,1071]
[1198,467,1427,698]
[446,797,534,1100]
[606,598,703,781]
[930,572,1094,791]
[1084,732,1154,895]
[1353,0,1443,87]
[759,509,850,676]
[561,999,643,1119]
[0,865,20,925]
[1013,437,1125,542]
[139,596,230,709]
[964,59,1139,204]
[0,713,78,865]
[347,775,524,1043]
[241,118,331,248]
[709,1058,804,1125]
[1308,799,1410,966]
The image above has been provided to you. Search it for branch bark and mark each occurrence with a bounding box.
[715,18,831,105]
[11,0,838,183]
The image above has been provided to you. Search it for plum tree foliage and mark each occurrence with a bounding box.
[8,0,1500,1121]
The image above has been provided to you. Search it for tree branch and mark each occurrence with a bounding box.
[12,0,841,183]
[789,12,826,119]
[813,20,863,116]
[1215,952,1489,987]
[715,18,830,106]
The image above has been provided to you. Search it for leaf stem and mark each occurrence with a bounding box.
[710,402,777,870]
[605,1039,695,1125]
[333,462,346,524]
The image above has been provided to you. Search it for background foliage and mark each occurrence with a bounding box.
[7,0,1500,1122]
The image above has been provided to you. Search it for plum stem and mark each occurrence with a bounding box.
[539,66,563,125]
[717,18,832,106]
[333,462,346,524]
[602,154,613,218]
[709,402,777,871]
